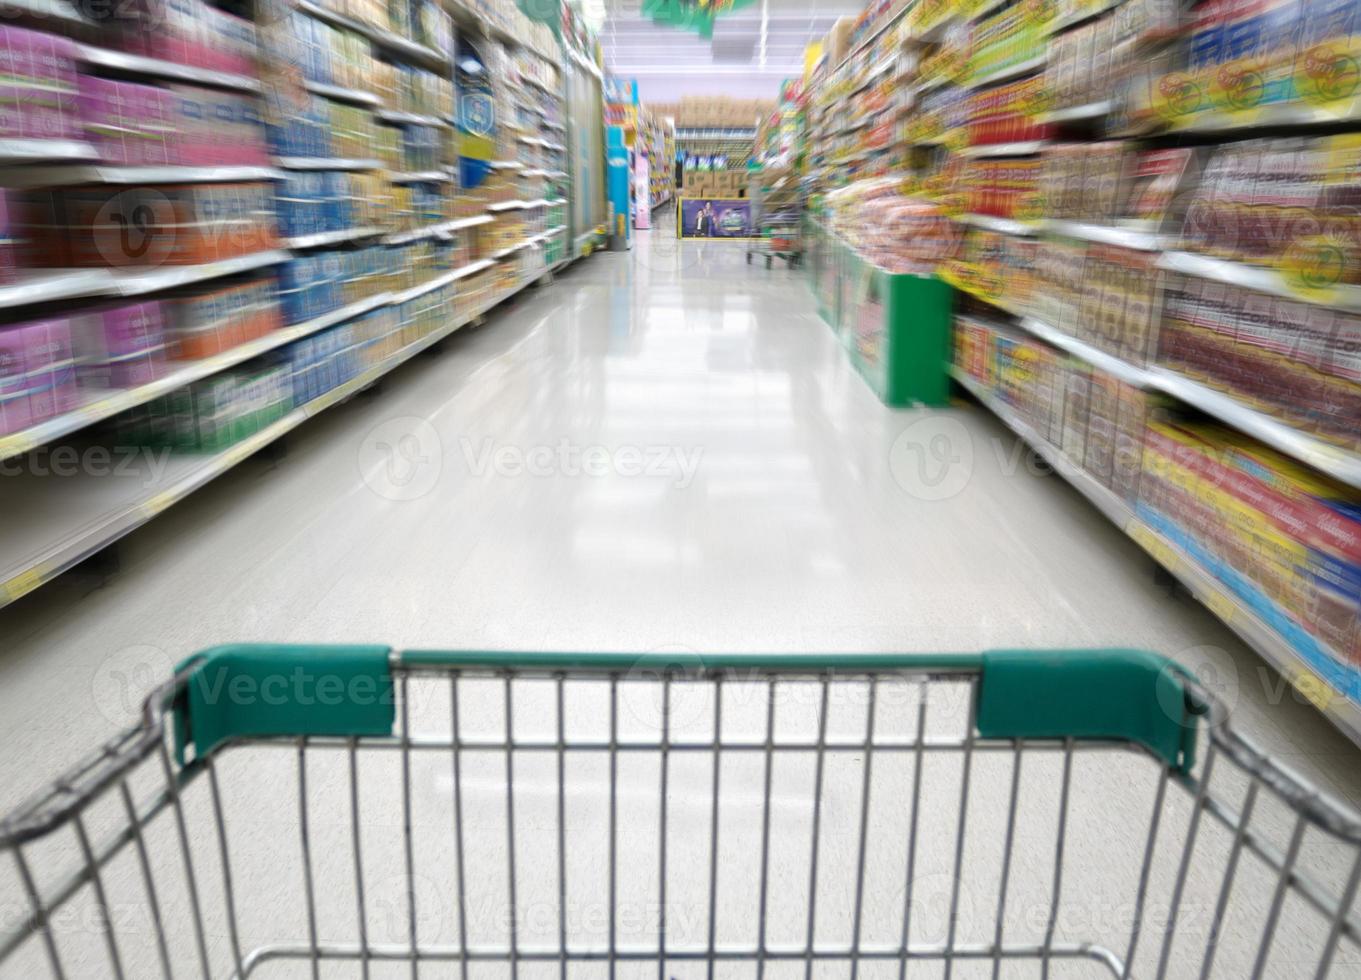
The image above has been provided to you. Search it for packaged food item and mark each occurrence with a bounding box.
[0,27,81,143]
[72,302,167,388]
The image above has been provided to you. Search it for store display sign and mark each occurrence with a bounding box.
[678,198,752,239]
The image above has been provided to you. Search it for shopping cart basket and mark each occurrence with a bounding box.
[2,646,1360,979]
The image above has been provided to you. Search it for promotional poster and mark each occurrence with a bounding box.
[678,198,752,239]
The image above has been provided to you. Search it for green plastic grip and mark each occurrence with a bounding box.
[172,644,394,765]
[169,646,1201,772]
[975,648,1202,773]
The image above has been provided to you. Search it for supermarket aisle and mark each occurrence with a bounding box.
[2,222,1360,818]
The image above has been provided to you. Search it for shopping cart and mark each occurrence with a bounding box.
[2,647,1360,979]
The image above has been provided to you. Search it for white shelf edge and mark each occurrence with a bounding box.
[0,164,284,188]
[960,140,1048,158]
[956,213,1038,236]
[285,226,382,250]
[0,291,392,463]
[303,80,384,107]
[0,139,97,165]
[451,259,494,280]
[376,109,447,127]
[0,269,114,311]
[950,364,1361,748]
[965,55,1048,89]
[1038,100,1114,124]
[488,201,526,212]
[1017,317,1154,389]
[110,250,290,297]
[296,0,448,70]
[76,44,262,92]
[277,157,382,172]
[0,297,477,609]
[1158,250,1361,313]
[390,270,459,306]
[1145,367,1361,489]
[387,170,453,183]
[1038,219,1164,251]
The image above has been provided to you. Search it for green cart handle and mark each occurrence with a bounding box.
[171,647,1205,773]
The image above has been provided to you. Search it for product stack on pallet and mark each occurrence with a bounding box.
[806,0,1361,745]
[0,0,603,610]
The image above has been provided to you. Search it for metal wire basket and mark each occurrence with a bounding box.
[2,646,1359,978]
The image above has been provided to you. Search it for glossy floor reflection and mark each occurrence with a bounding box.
[2,223,1359,824]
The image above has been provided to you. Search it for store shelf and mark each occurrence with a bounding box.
[522,199,550,209]
[383,215,493,245]
[285,227,382,250]
[966,56,1048,89]
[489,160,523,170]
[492,240,530,259]
[956,213,1038,236]
[969,0,1011,21]
[0,294,473,610]
[277,157,382,172]
[548,197,567,206]
[76,44,262,92]
[948,271,1361,487]
[108,250,290,297]
[0,164,284,188]
[835,4,913,72]
[960,140,1048,157]
[0,139,96,164]
[387,170,453,183]
[303,80,384,107]
[451,259,494,280]
[1159,250,1361,313]
[0,292,391,464]
[542,141,565,152]
[0,0,89,27]
[1170,100,1361,135]
[1037,219,1165,251]
[1045,0,1122,35]
[1038,101,1114,125]
[376,109,447,127]
[296,0,447,71]
[488,200,527,212]
[546,225,567,235]
[390,269,459,306]
[950,363,1361,748]
[1145,367,1361,489]
[0,269,115,310]
[1016,317,1154,389]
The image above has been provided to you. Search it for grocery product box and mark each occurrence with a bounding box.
[72,301,167,388]
[0,27,81,143]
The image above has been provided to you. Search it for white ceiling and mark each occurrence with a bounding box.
[600,0,861,100]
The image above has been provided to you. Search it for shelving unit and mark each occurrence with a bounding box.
[0,0,603,609]
[804,0,1361,745]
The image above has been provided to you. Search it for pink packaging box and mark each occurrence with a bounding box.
[0,326,33,434]
[80,77,178,166]
[0,27,79,143]
[74,301,167,388]
[19,319,77,425]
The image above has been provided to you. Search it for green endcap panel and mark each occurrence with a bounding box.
[977,649,1201,773]
[172,644,394,765]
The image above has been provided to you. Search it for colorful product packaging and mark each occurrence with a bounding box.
[72,302,168,388]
